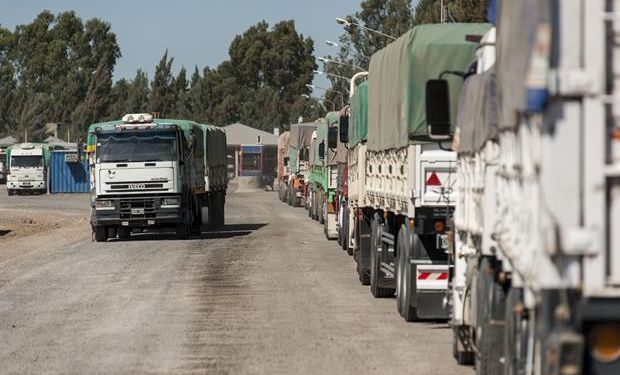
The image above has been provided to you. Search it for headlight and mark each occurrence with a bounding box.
[95,200,114,210]
[161,197,181,206]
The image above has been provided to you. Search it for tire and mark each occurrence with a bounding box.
[93,226,107,242]
[341,209,348,251]
[176,224,189,240]
[356,214,371,285]
[117,227,131,240]
[370,216,394,298]
[396,225,418,321]
[453,326,475,365]
[475,257,505,375]
[7,189,14,196]
[504,288,526,375]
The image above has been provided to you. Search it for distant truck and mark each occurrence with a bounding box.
[286,122,316,207]
[307,112,345,239]
[0,161,5,184]
[87,113,227,241]
[277,131,291,202]
[6,143,50,195]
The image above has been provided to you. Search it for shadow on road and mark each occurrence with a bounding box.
[197,223,268,239]
[107,223,268,242]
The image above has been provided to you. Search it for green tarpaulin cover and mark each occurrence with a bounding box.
[349,81,368,147]
[367,23,491,151]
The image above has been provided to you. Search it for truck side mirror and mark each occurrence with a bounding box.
[426,79,452,140]
[318,141,325,159]
[327,127,338,149]
[339,115,349,143]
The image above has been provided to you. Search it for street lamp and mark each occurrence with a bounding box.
[314,70,350,82]
[301,94,334,111]
[326,40,369,60]
[336,17,397,41]
[306,84,346,108]
[317,56,361,71]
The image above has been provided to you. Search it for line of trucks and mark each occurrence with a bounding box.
[279,2,620,374]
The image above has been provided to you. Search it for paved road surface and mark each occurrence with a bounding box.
[0,186,472,374]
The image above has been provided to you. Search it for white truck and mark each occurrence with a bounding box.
[426,1,620,374]
[87,113,227,241]
[6,143,49,195]
[343,23,490,321]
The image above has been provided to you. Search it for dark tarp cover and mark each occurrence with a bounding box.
[310,112,345,166]
[496,0,549,129]
[348,81,368,147]
[289,122,317,150]
[367,23,491,151]
[290,122,319,173]
[455,67,498,155]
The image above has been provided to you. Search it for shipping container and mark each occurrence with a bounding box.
[50,150,89,193]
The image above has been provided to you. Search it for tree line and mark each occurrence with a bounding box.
[0,1,489,142]
[0,11,319,141]
[321,0,489,105]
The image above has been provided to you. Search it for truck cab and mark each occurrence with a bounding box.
[7,143,47,195]
[89,113,206,240]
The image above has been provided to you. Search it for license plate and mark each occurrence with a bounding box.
[437,234,449,250]
[131,208,145,215]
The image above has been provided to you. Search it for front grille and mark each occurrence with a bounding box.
[119,198,157,219]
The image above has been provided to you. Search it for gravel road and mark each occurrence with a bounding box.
[0,186,472,374]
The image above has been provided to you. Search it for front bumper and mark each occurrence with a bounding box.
[91,195,185,227]
[7,179,46,190]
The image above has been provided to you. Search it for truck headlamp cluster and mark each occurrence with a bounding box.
[161,197,181,207]
[95,200,114,210]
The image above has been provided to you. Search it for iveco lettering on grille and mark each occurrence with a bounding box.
[128,183,146,189]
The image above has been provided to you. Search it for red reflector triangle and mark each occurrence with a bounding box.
[426,172,441,186]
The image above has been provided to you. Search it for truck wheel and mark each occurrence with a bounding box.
[176,224,189,240]
[341,210,349,252]
[218,193,226,228]
[453,326,475,365]
[356,214,371,285]
[93,226,107,242]
[117,227,130,240]
[504,288,526,375]
[396,225,418,321]
[7,189,14,196]
[475,257,505,375]
[370,216,394,298]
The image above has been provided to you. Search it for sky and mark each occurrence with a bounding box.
[1,0,379,91]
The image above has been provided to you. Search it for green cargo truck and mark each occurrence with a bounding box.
[86,113,227,241]
[340,23,490,321]
[307,112,345,239]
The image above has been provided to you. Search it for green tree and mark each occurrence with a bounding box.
[200,20,317,130]
[323,0,414,106]
[126,69,150,114]
[172,67,191,118]
[413,0,489,25]
[149,50,175,117]
[0,11,120,140]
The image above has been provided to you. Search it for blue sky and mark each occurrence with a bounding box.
[1,0,389,91]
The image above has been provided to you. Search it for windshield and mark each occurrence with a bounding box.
[11,155,44,168]
[96,131,178,163]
